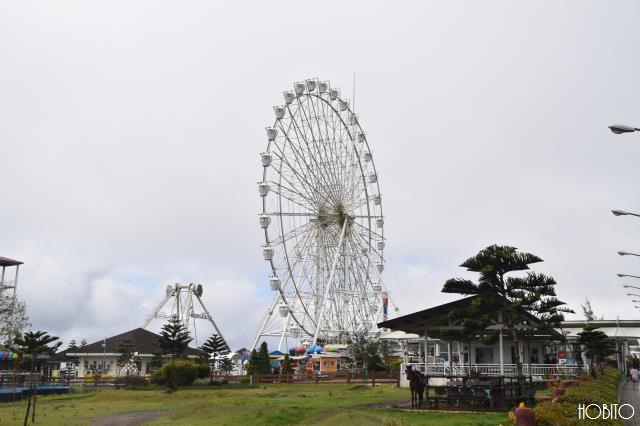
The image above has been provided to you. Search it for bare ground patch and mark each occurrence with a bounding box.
[90,410,169,426]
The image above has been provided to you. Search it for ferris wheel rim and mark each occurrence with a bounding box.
[257,78,387,345]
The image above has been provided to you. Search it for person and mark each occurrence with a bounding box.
[630,366,638,391]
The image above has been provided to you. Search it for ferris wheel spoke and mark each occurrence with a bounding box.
[287,103,342,204]
[279,228,319,334]
[272,221,314,247]
[269,181,316,211]
[272,122,323,204]
[264,212,315,217]
[269,141,320,204]
[352,220,383,242]
[284,105,332,195]
[305,95,344,197]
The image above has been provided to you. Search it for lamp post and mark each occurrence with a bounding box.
[612,209,640,218]
[623,284,640,291]
[619,273,640,279]
[626,293,640,297]
[619,251,640,258]
[609,124,640,134]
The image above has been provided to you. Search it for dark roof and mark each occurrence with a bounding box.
[59,328,202,357]
[0,257,23,267]
[378,296,563,341]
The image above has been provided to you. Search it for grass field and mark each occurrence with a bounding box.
[0,384,509,425]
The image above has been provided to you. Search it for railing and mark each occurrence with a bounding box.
[0,280,15,289]
[403,362,587,379]
[252,370,399,386]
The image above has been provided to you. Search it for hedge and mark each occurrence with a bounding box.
[535,368,623,426]
[149,359,199,387]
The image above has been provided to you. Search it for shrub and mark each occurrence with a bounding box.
[535,368,623,426]
[114,375,148,388]
[149,359,199,387]
[196,363,210,379]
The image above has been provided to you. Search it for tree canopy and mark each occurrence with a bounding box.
[158,315,193,360]
[441,245,574,377]
[577,324,616,363]
[199,333,230,368]
[0,294,29,348]
[247,341,271,375]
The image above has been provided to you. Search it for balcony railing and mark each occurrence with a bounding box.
[0,280,16,290]
[404,362,586,377]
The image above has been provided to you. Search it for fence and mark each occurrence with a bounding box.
[251,371,400,386]
[0,370,400,389]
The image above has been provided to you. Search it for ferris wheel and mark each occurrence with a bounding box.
[250,78,388,352]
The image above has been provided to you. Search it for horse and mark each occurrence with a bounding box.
[405,365,426,408]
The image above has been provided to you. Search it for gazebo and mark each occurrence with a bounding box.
[377,296,570,385]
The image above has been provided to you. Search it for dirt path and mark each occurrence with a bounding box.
[90,410,168,426]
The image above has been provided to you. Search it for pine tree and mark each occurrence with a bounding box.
[246,349,260,375]
[199,334,230,370]
[158,315,193,389]
[282,354,293,375]
[258,341,271,374]
[578,324,616,364]
[219,358,234,375]
[14,331,62,426]
[442,244,574,381]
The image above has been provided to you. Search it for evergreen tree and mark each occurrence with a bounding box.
[581,297,602,322]
[442,245,574,381]
[199,334,230,370]
[158,315,193,389]
[80,338,87,348]
[282,354,293,375]
[219,358,234,375]
[149,352,164,372]
[14,331,61,426]
[199,333,230,384]
[258,341,271,374]
[158,315,193,360]
[577,324,616,364]
[67,339,77,351]
[247,342,271,375]
[246,349,260,375]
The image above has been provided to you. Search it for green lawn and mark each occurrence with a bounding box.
[0,384,509,425]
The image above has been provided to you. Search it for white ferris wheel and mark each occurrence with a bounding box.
[251,78,389,352]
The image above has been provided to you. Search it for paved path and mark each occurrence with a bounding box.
[620,378,640,425]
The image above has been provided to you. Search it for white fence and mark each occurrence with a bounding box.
[400,362,586,387]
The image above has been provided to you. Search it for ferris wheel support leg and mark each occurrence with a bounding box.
[250,292,282,352]
[194,294,229,346]
[312,220,348,345]
[360,249,399,328]
[277,313,292,352]
[141,293,173,329]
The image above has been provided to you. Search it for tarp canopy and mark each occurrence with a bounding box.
[379,330,420,340]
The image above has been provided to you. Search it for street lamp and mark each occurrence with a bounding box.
[623,285,640,291]
[618,251,640,257]
[619,274,640,279]
[609,124,640,134]
[612,209,640,218]
[626,293,640,297]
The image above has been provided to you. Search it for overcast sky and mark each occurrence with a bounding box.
[2,1,640,351]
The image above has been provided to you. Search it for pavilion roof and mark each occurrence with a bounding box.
[377,296,564,342]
